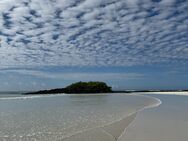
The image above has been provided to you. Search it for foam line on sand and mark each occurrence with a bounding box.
[62,95,161,141]
[62,112,137,141]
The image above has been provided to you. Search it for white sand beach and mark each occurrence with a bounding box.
[119,93,188,141]
[0,93,188,141]
[141,91,188,96]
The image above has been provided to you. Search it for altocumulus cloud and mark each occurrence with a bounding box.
[0,0,187,68]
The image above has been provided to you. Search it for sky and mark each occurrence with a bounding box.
[0,0,188,91]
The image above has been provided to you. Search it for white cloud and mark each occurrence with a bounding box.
[0,0,187,68]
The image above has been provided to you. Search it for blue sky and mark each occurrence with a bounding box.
[0,0,188,91]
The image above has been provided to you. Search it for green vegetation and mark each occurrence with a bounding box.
[65,81,112,93]
[26,81,112,94]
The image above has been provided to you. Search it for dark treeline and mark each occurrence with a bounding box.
[26,81,112,94]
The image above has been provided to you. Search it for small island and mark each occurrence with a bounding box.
[26,81,112,94]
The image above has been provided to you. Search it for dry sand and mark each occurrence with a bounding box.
[141,91,188,96]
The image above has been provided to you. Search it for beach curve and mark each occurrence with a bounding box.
[62,95,161,141]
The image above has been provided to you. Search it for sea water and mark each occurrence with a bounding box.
[0,93,160,141]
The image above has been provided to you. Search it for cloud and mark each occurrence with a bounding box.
[0,0,187,68]
[0,69,145,81]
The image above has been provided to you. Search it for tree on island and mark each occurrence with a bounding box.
[65,81,112,93]
[26,81,112,94]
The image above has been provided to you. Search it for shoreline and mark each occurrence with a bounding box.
[0,92,165,100]
[0,93,161,141]
[119,94,188,141]
[117,94,161,141]
[60,94,162,141]
[139,91,188,96]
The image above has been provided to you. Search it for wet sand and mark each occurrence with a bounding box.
[61,95,161,141]
[63,113,137,141]
[119,94,188,141]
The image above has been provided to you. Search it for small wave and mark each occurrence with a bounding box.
[0,94,66,100]
[61,95,161,141]
[131,93,162,109]
[62,112,138,141]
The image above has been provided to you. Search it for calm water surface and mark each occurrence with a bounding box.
[0,93,159,141]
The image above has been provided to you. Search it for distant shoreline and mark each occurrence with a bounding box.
[1,89,188,95]
[141,91,188,96]
[24,90,188,95]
